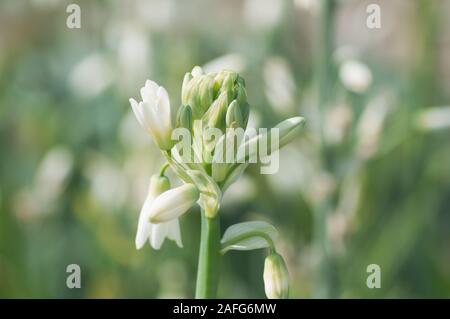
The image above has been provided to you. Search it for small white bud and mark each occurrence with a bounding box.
[263,253,289,299]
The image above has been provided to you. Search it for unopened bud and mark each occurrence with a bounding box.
[226,100,243,128]
[204,91,229,131]
[149,184,200,223]
[176,105,193,132]
[263,253,289,299]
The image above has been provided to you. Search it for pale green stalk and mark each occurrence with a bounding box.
[195,210,221,298]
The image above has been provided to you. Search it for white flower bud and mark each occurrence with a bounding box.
[129,80,173,150]
[149,184,200,223]
[263,253,289,299]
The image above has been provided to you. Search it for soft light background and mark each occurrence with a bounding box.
[0,0,449,298]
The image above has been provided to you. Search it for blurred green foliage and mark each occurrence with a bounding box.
[0,0,449,298]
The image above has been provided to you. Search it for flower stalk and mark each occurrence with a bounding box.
[195,211,221,298]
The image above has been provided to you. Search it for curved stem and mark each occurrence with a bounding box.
[159,162,170,176]
[220,231,275,255]
[195,211,221,298]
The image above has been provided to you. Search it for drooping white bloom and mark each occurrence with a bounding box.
[135,175,184,250]
[129,80,173,150]
[149,184,200,223]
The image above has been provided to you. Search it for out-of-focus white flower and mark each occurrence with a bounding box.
[243,0,283,30]
[136,0,175,31]
[69,53,114,98]
[13,147,74,220]
[264,57,296,115]
[416,106,450,131]
[263,253,289,299]
[149,184,199,223]
[356,93,392,159]
[202,53,246,74]
[324,103,353,145]
[339,59,372,94]
[129,80,173,150]
[85,154,127,210]
[35,147,74,199]
[136,175,183,250]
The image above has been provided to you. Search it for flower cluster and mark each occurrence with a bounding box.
[129,66,304,298]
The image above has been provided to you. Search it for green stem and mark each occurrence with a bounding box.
[195,211,221,298]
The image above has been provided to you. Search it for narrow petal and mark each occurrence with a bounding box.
[129,98,145,128]
[166,219,183,248]
[140,80,158,103]
[140,101,164,137]
[135,196,154,249]
[145,80,159,92]
[149,223,168,250]
[156,86,171,128]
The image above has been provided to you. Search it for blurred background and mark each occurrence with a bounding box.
[0,0,449,298]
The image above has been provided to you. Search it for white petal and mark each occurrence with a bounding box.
[149,184,199,223]
[145,80,159,92]
[135,195,154,249]
[166,219,183,248]
[149,223,168,250]
[140,101,164,136]
[129,98,145,128]
[140,81,158,103]
[191,66,203,77]
[156,86,171,126]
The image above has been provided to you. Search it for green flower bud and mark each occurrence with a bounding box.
[275,116,306,149]
[176,105,193,132]
[181,72,193,104]
[204,90,229,132]
[263,253,289,299]
[182,68,248,124]
[149,174,170,197]
[236,116,305,163]
[240,102,250,129]
[226,100,243,128]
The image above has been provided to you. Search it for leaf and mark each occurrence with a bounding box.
[221,221,278,253]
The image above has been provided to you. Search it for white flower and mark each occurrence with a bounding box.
[135,175,184,250]
[339,59,372,94]
[149,184,199,223]
[135,193,183,250]
[129,80,173,150]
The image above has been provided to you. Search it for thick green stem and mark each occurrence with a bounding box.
[195,211,221,298]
